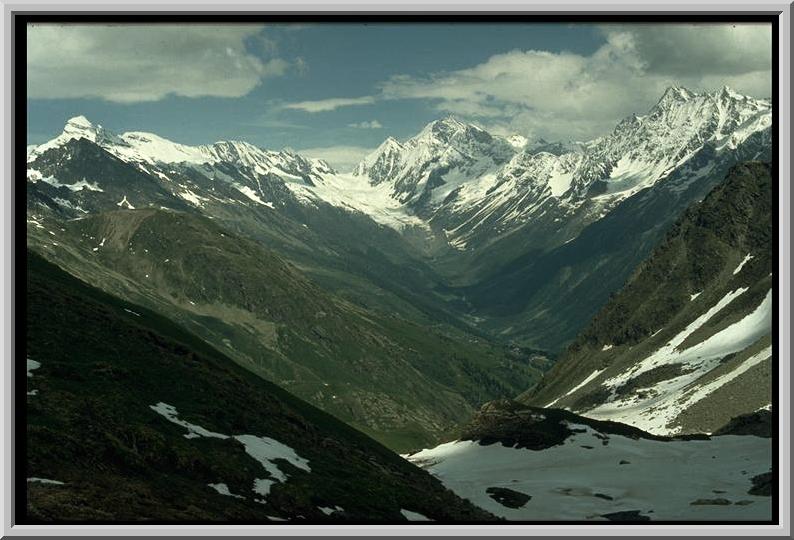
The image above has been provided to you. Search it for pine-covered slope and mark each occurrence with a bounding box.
[24,251,496,523]
[522,162,773,435]
[27,209,540,452]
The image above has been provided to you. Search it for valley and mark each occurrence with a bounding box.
[24,85,775,523]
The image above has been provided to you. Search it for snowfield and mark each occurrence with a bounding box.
[408,427,771,521]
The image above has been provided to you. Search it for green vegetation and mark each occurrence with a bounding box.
[28,209,541,452]
[25,251,496,523]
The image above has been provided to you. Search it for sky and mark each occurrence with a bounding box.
[27,22,773,171]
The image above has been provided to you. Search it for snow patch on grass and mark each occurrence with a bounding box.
[116,195,135,209]
[149,402,229,440]
[546,369,605,408]
[28,477,65,485]
[318,505,344,515]
[400,509,433,521]
[27,358,41,378]
[208,483,245,499]
[233,434,311,483]
[733,254,754,275]
[150,402,311,503]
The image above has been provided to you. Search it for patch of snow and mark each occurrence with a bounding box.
[318,505,344,516]
[253,478,276,497]
[233,434,311,483]
[37,174,103,192]
[53,198,88,213]
[233,184,271,207]
[400,509,433,521]
[28,477,65,485]
[150,402,311,501]
[116,195,135,209]
[123,308,141,317]
[149,402,229,440]
[208,483,245,499]
[27,358,41,378]
[602,344,613,351]
[690,291,702,301]
[588,289,772,434]
[733,254,754,275]
[674,346,772,413]
[545,369,605,408]
[177,188,207,207]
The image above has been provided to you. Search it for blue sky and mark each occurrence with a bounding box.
[27,22,772,170]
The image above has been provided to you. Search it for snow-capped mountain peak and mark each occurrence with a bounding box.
[656,85,695,106]
[64,115,95,132]
[116,131,210,165]
[353,116,516,203]
[414,115,477,143]
[29,117,333,186]
[27,86,772,261]
[29,115,124,162]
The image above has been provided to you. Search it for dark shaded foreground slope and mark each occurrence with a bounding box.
[24,251,496,523]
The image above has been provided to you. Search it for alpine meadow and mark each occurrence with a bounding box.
[22,20,776,524]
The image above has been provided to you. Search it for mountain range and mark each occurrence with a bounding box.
[27,86,772,352]
[24,83,775,522]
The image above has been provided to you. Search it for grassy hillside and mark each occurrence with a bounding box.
[24,251,496,523]
[27,209,540,451]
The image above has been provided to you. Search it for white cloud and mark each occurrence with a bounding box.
[619,23,772,76]
[348,120,383,129]
[378,24,771,141]
[298,145,374,171]
[27,24,291,102]
[283,96,375,113]
[290,24,770,142]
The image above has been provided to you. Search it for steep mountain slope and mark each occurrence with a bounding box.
[26,121,467,333]
[464,126,770,351]
[27,209,540,451]
[24,251,496,523]
[522,162,773,435]
[352,86,770,264]
[353,116,516,211]
[347,86,771,350]
[406,400,772,522]
[26,86,772,356]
